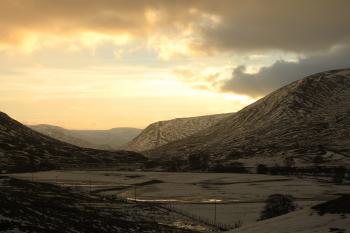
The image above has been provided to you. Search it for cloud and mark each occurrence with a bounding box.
[173,68,223,92]
[1,0,350,56]
[197,0,350,53]
[221,45,350,97]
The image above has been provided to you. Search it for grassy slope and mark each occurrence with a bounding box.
[0,176,198,233]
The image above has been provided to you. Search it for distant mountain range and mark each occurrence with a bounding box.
[0,112,145,172]
[29,124,142,150]
[148,69,350,167]
[2,69,350,172]
[124,113,231,152]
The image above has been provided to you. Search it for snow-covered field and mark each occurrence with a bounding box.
[227,209,350,233]
[10,171,350,227]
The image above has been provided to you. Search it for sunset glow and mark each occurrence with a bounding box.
[1,0,349,129]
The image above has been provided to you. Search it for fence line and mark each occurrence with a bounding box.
[96,192,242,231]
[26,176,242,231]
[159,203,241,231]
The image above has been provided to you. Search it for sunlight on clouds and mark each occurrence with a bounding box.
[148,33,193,60]
[145,8,160,25]
[79,32,131,48]
[0,1,318,129]
[0,30,133,56]
[147,10,222,59]
[0,64,254,129]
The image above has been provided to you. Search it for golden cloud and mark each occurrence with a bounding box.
[1,0,350,56]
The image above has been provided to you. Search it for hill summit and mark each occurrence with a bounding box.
[124,113,231,152]
[149,69,350,167]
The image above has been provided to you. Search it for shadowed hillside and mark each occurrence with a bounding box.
[0,112,145,173]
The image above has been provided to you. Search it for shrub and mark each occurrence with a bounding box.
[313,155,325,166]
[257,164,269,174]
[333,166,346,184]
[167,157,186,171]
[284,157,295,168]
[188,154,209,170]
[211,162,248,173]
[260,194,297,220]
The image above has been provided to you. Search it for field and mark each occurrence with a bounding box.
[10,171,350,227]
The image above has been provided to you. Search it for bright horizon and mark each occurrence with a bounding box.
[1,1,350,129]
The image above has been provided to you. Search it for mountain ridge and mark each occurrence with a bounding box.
[148,69,350,167]
[0,112,145,172]
[29,124,142,150]
[124,113,232,152]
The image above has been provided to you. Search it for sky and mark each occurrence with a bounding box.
[1,0,350,129]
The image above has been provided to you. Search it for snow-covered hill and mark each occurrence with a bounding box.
[228,195,350,233]
[149,69,350,167]
[124,113,231,152]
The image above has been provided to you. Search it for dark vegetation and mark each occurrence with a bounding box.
[256,164,349,183]
[210,162,248,173]
[312,194,350,215]
[145,156,349,183]
[146,156,250,173]
[259,194,297,220]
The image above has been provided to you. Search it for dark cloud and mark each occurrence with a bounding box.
[221,46,350,97]
[198,0,350,53]
[1,0,350,54]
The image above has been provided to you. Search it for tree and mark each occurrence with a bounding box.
[313,155,325,166]
[333,166,346,184]
[167,157,186,171]
[211,162,248,173]
[284,157,295,168]
[257,164,269,174]
[188,154,209,170]
[260,194,297,220]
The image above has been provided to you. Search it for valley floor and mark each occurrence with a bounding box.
[0,176,209,233]
[9,171,350,232]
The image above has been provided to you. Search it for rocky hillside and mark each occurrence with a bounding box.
[30,125,142,150]
[149,69,350,167]
[0,112,145,172]
[124,113,231,152]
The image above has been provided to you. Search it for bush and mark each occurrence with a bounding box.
[284,157,295,168]
[167,157,186,172]
[260,194,297,220]
[188,154,209,170]
[333,166,346,184]
[211,162,248,173]
[313,155,325,166]
[257,164,269,174]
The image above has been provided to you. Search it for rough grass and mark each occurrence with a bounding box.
[0,176,197,233]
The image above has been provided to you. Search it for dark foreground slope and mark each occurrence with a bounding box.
[125,113,231,152]
[149,69,350,167]
[0,177,197,233]
[0,112,145,172]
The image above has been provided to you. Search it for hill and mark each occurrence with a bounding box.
[228,205,350,233]
[0,112,145,172]
[30,125,142,150]
[0,177,197,233]
[124,113,231,152]
[149,69,350,168]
